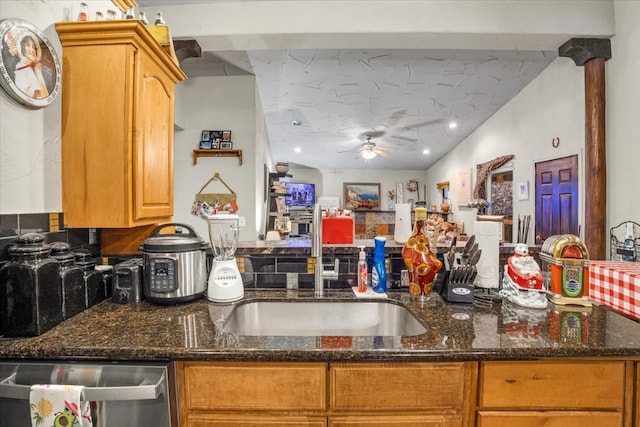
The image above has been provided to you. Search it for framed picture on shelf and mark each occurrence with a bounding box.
[199,140,212,149]
[201,130,211,142]
[211,141,220,149]
[222,130,232,142]
[343,182,380,210]
[210,130,223,143]
[220,141,233,150]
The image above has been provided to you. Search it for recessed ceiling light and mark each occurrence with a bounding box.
[294,147,302,153]
[448,122,458,129]
[292,120,302,126]
[422,149,430,155]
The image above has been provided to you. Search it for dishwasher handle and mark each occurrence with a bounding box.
[0,371,164,401]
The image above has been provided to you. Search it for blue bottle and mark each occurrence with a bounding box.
[371,236,387,293]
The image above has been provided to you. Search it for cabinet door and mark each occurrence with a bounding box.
[329,414,461,427]
[178,362,327,412]
[133,54,174,221]
[636,363,640,427]
[480,361,625,409]
[477,411,622,427]
[331,363,471,412]
[188,414,326,427]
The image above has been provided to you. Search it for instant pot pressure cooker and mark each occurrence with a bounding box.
[140,223,207,304]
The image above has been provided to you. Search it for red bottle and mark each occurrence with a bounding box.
[401,208,442,297]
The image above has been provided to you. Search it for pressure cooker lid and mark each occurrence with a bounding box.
[141,223,205,253]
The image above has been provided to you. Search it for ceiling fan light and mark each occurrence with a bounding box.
[448,121,458,129]
[361,150,377,160]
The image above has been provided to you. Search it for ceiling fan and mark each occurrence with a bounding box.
[355,136,396,160]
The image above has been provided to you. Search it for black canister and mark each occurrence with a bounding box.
[74,249,105,308]
[0,233,63,336]
[50,242,85,319]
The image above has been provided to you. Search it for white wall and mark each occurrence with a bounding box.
[0,0,113,214]
[426,59,585,243]
[427,0,640,246]
[2,1,636,251]
[172,75,259,242]
[608,0,640,227]
[291,169,430,211]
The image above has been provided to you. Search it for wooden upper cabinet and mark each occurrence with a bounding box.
[55,21,186,228]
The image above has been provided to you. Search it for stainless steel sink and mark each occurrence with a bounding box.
[223,300,427,336]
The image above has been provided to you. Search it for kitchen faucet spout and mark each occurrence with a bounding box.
[312,203,324,297]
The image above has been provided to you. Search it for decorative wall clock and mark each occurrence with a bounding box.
[406,179,418,192]
[0,18,61,108]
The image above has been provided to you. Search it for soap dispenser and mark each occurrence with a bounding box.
[357,245,367,292]
[371,237,387,293]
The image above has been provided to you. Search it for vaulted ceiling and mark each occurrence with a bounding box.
[136,0,612,170]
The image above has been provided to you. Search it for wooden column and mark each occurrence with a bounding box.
[559,38,611,260]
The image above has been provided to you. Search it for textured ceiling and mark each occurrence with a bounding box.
[139,1,557,170]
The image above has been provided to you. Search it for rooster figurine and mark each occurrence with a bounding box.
[500,243,548,309]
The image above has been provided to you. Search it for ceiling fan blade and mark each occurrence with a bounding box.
[337,148,357,153]
[374,149,391,158]
[390,135,418,142]
[360,130,386,139]
[383,109,408,128]
[403,118,445,130]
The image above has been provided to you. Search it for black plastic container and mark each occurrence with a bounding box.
[0,233,63,336]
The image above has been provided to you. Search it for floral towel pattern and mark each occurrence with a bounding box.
[29,384,92,427]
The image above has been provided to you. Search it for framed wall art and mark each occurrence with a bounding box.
[517,179,529,200]
[0,18,61,108]
[220,141,233,150]
[343,182,380,210]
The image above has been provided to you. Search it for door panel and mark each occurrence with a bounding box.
[535,155,579,244]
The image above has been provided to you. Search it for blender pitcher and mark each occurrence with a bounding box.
[206,213,244,303]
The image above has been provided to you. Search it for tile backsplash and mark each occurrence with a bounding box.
[0,212,100,263]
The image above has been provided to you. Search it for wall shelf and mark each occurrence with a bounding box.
[192,149,243,165]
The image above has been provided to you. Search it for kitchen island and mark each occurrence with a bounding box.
[1,290,639,426]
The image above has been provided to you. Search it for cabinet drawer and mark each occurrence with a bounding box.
[330,363,469,411]
[477,410,622,427]
[189,414,326,426]
[329,414,461,426]
[480,361,625,409]
[180,362,326,411]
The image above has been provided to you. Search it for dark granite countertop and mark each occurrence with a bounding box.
[1,290,639,363]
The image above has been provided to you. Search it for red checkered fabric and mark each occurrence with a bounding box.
[589,261,640,320]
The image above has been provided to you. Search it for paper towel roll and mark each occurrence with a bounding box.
[394,203,412,244]
[473,221,501,289]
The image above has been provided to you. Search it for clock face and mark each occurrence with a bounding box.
[0,18,61,108]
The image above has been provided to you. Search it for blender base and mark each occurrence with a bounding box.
[207,260,244,303]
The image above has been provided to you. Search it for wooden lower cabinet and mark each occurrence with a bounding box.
[188,414,326,426]
[477,410,622,427]
[636,362,640,427]
[478,360,630,427]
[176,361,475,427]
[177,360,637,427]
[328,415,461,426]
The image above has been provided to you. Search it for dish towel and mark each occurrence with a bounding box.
[30,384,93,427]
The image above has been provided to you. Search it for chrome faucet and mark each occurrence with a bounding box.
[312,203,324,297]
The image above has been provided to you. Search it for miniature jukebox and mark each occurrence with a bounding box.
[540,234,591,307]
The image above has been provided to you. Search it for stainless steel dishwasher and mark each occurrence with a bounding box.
[0,361,173,427]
